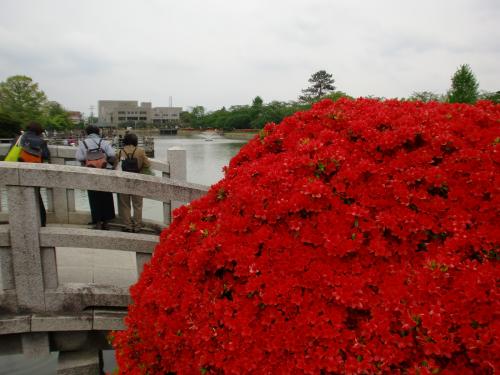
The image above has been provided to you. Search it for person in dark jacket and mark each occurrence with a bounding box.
[76,125,116,230]
[16,122,50,226]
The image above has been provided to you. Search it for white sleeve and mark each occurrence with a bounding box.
[103,141,115,158]
[75,142,86,162]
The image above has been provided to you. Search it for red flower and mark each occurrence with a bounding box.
[114,98,500,374]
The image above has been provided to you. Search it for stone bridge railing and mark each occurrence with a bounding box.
[0,144,188,226]
[0,149,209,372]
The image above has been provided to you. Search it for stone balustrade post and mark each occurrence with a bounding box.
[162,171,171,224]
[7,185,50,356]
[167,147,187,224]
[136,252,151,276]
[7,186,46,311]
[50,157,70,223]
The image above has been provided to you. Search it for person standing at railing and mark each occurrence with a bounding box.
[8,122,51,226]
[114,132,151,232]
[76,125,116,230]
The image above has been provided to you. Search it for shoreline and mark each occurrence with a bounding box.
[177,129,258,140]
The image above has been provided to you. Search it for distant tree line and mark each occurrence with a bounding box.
[0,75,76,137]
[1,65,497,137]
[181,65,498,131]
[181,70,351,130]
[409,64,499,104]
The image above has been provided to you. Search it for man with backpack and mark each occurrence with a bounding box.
[114,133,151,232]
[76,125,116,230]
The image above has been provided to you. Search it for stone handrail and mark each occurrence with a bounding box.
[0,155,209,363]
[0,162,207,202]
[0,161,208,309]
[0,143,169,172]
[0,144,193,226]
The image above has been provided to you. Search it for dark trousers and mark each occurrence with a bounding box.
[88,190,116,223]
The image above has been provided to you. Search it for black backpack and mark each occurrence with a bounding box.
[120,147,140,173]
[83,139,107,168]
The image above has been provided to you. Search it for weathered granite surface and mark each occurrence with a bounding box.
[0,161,208,202]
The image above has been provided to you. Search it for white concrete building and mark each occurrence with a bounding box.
[98,100,181,126]
[151,107,181,124]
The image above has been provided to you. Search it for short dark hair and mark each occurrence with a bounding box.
[85,125,100,135]
[123,133,138,146]
[26,122,43,135]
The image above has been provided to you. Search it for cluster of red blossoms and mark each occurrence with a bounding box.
[114,98,499,374]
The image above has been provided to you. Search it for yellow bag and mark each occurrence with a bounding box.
[4,136,23,162]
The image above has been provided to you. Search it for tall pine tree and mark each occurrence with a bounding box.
[448,64,479,104]
[299,70,336,103]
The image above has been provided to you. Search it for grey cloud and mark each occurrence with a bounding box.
[1,0,499,113]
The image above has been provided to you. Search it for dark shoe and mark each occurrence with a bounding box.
[122,227,132,232]
[101,222,109,230]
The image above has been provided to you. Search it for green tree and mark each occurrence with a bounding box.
[250,101,300,129]
[0,112,22,138]
[190,106,206,128]
[448,64,479,104]
[408,91,442,102]
[204,107,229,129]
[299,70,336,102]
[249,96,264,128]
[179,111,193,127]
[323,91,353,102]
[479,90,500,103]
[219,105,251,130]
[251,96,263,108]
[41,101,73,131]
[0,75,47,126]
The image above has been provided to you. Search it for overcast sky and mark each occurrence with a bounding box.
[1,0,499,115]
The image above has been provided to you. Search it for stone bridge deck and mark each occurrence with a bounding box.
[0,146,208,373]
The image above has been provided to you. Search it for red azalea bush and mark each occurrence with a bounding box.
[114,99,500,374]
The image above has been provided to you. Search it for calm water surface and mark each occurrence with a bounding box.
[154,133,246,185]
